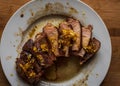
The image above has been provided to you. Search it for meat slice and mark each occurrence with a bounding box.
[80,37,101,65]
[67,18,82,51]
[22,39,34,54]
[40,53,54,68]
[73,25,93,57]
[76,48,86,57]
[80,25,93,57]
[59,22,76,57]
[43,23,59,57]
[59,22,71,33]
[34,32,46,48]
[82,25,93,48]
[34,32,56,66]
[59,22,70,57]
[34,32,49,53]
[16,52,43,85]
[16,32,56,85]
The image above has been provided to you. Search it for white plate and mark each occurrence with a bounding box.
[0,0,111,86]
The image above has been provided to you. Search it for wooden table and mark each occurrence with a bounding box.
[0,0,120,86]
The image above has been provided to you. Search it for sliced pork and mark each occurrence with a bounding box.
[43,23,59,57]
[16,17,101,85]
[80,37,101,65]
[34,32,56,67]
[82,25,93,48]
[73,25,93,57]
[16,52,43,84]
[67,18,82,51]
[59,22,76,57]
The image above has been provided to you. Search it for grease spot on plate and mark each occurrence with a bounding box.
[69,7,78,14]
[28,26,37,38]
[10,73,14,77]
[13,45,15,47]
[96,73,99,78]
[16,45,22,54]
[81,11,87,26]
[73,75,88,86]
[6,56,12,60]
[14,27,24,37]
[82,11,86,16]
[20,10,25,18]
[45,3,53,11]
[66,2,69,5]
[16,39,19,42]
[20,14,24,18]
[30,9,34,16]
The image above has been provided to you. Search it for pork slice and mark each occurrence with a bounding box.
[34,32,46,44]
[76,48,86,57]
[34,33,56,65]
[80,37,101,65]
[59,21,71,32]
[42,54,54,68]
[35,52,55,68]
[82,25,93,48]
[34,33,49,52]
[59,22,72,57]
[67,18,82,51]
[16,54,43,85]
[43,23,59,57]
[73,25,93,57]
[22,39,34,54]
[72,48,86,58]
[16,58,27,82]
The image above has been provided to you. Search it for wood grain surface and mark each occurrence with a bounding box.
[0,0,120,86]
